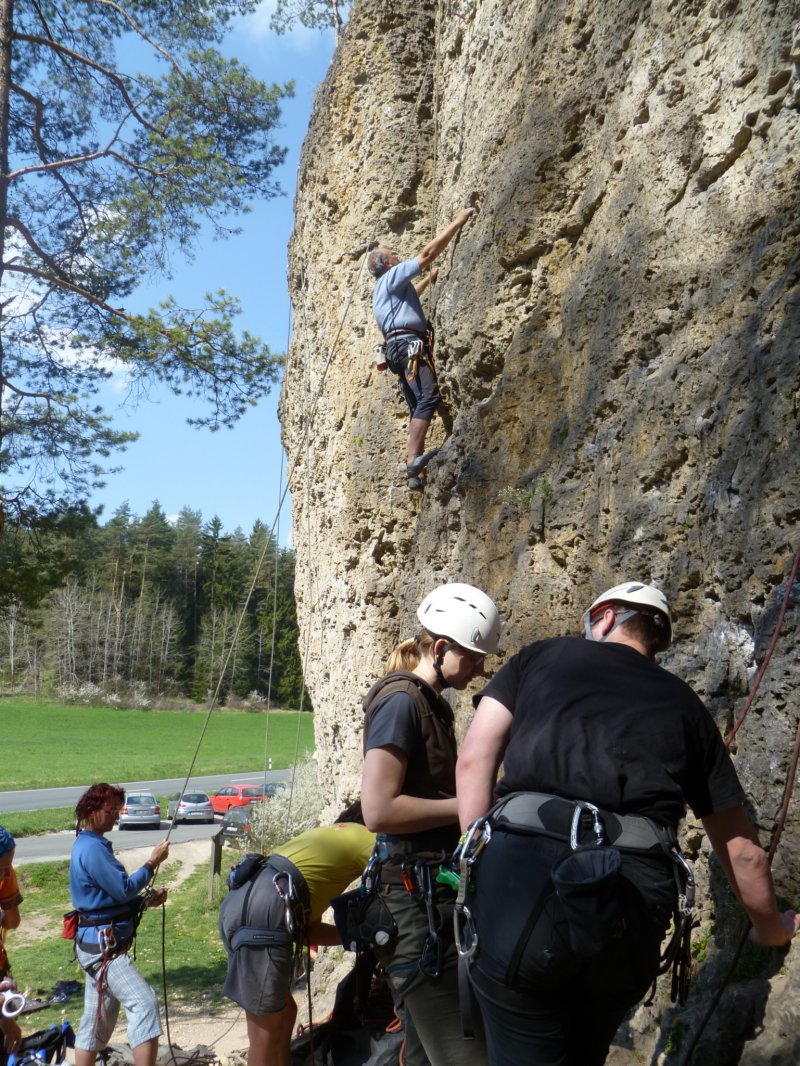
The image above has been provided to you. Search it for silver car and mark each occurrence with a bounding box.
[167,791,214,825]
[118,791,161,830]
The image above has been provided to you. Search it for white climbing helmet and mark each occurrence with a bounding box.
[583,581,672,650]
[416,582,501,655]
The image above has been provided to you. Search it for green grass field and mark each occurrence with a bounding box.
[0,697,315,792]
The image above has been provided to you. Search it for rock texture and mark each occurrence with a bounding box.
[280,0,800,1060]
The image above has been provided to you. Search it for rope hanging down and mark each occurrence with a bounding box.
[154,19,451,1048]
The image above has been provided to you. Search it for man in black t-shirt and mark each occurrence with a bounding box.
[456,581,799,1066]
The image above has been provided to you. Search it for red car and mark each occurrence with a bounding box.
[210,783,266,815]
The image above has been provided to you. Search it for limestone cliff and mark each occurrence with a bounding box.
[280,0,800,1060]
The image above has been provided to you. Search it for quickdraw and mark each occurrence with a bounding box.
[403,337,436,384]
[452,817,492,959]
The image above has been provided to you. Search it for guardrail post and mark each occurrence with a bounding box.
[209,827,223,901]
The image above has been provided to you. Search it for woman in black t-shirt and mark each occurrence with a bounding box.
[361,582,501,1066]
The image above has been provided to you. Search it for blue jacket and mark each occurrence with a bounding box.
[69,831,152,944]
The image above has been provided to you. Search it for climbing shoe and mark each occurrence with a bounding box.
[407,448,440,478]
[408,476,425,492]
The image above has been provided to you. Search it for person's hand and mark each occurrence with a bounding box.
[0,977,16,995]
[458,206,477,226]
[748,909,800,947]
[149,839,170,867]
[146,886,168,909]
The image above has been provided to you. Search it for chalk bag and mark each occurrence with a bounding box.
[551,845,626,958]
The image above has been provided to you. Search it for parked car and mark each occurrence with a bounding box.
[221,803,255,845]
[210,783,266,815]
[118,791,161,830]
[167,791,214,825]
[264,782,287,799]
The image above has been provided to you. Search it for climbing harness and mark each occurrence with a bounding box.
[6,1022,75,1066]
[225,852,310,954]
[453,793,695,994]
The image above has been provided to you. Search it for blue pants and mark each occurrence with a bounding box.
[386,336,440,422]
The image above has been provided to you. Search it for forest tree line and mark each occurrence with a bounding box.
[0,503,306,708]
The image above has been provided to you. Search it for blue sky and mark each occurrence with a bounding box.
[91,6,337,544]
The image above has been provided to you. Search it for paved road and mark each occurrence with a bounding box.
[14,822,222,864]
[0,769,291,814]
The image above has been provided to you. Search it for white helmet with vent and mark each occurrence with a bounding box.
[417,583,501,655]
[584,581,672,650]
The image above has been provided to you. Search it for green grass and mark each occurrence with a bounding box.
[0,697,314,792]
[0,807,75,837]
[0,797,174,838]
[8,853,238,1037]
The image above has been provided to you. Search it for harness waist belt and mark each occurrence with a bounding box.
[77,935,133,956]
[230,925,294,951]
[78,909,134,927]
[383,328,428,340]
[491,792,675,853]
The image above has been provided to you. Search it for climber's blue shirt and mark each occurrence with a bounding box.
[373,257,427,335]
[69,831,152,944]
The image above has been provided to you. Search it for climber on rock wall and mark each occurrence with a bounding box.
[368,207,476,492]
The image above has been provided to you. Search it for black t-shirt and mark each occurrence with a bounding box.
[364,686,459,853]
[364,693,419,754]
[478,637,745,828]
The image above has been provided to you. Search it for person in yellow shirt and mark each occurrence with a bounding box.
[219,805,374,1066]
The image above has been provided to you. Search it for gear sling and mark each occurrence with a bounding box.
[453,791,695,1014]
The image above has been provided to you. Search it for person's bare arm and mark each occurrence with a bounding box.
[456,696,513,830]
[1,1015,22,1054]
[417,209,476,270]
[413,266,439,297]
[307,920,345,946]
[701,805,800,947]
[361,745,458,834]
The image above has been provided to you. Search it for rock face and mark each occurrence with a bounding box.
[280,0,799,1059]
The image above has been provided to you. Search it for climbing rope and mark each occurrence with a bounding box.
[152,15,455,1048]
[725,541,800,749]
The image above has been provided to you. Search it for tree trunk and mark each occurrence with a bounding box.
[0,0,16,498]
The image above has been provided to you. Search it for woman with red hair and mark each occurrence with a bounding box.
[70,783,169,1066]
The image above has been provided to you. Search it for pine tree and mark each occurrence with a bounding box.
[0,0,290,529]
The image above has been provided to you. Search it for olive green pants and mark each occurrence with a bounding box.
[374,883,486,1066]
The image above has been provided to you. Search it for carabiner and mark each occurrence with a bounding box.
[454,903,478,958]
[569,801,606,849]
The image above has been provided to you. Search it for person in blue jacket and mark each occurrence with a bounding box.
[70,784,169,1066]
[368,207,476,491]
